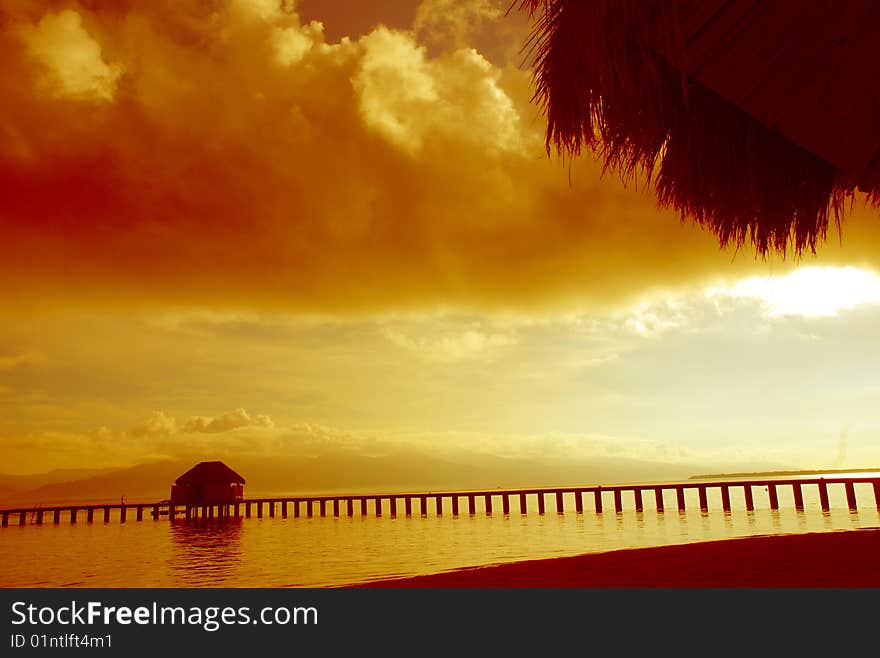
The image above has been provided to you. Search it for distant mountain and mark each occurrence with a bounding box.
[0,451,787,506]
[1,461,190,506]
[0,467,117,495]
[689,467,880,479]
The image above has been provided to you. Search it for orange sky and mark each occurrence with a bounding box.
[3,1,880,477]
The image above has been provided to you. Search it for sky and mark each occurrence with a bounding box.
[2,0,880,476]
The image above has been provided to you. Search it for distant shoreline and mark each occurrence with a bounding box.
[688,467,880,480]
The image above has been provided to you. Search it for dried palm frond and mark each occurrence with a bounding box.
[518,0,879,256]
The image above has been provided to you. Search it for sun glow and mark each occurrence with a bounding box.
[715,266,880,317]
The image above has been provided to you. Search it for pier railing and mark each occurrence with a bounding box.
[2,476,879,527]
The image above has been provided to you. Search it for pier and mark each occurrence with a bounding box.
[2,476,879,527]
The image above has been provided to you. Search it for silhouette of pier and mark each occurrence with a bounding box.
[2,476,879,527]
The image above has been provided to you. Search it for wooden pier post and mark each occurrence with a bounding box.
[360,498,367,517]
[346,499,353,518]
[575,491,584,514]
[245,502,252,518]
[333,499,339,518]
[281,501,287,518]
[721,486,731,512]
[792,483,804,511]
[845,482,857,511]
[257,502,263,518]
[768,484,779,510]
[153,504,160,520]
[634,489,643,513]
[468,494,476,515]
[19,511,26,526]
[502,494,510,515]
[520,492,527,514]
[36,510,43,525]
[555,490,564,514]
[207,505,213,519]
[420,495,428,516]
[1,512,7,527]
[185,506,192,520]
[698,486,708,512]
[593,490,602,513]
[537,492,545,515]
[676,487,686,512]
[485,494,493,515]
[744,485,754,511]
[613,489,623,513]
[873,479,880,510]
[54,509,61,525]
[816,481,830,512]
[405,497,413,517]
[374,497,382,517]
[120,505,127,523]
[435,496,443,516]
[269,501,275,518]
[452,495,459,516]
[654,487,664,512]
[389,497,397,517]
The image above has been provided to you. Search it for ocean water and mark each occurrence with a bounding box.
[2,476,878,587]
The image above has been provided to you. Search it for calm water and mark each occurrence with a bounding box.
[2,476,879,587]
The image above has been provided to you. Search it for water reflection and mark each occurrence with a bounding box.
[168,518,244,586]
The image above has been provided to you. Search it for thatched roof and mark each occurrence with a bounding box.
[175,461,245,486]
[519,0,880,255]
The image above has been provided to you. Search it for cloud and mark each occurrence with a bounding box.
[414,0,503,50]
[623,298,692,338]
[19,10,122,101]
[383,325,516,362]
[182,408,275,433]
[0,352,45,371]
[0,0,875,316]
[709,266,880,318]
[129,411,177,439]
[129,408,274,441]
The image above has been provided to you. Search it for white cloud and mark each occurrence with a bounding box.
[709,266,880,318]
[0,352,45,371]
[182,408,275,433]
[624,298,691,337]
[129,411,177,439]
[354,27,522,154]
[414,0,503,49]
[21,10,123,102]
[383,326,516,362]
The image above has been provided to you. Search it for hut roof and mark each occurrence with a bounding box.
[175,461,245,486]
[519,0,880,255]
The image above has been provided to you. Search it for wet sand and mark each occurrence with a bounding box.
[356,527,880,587]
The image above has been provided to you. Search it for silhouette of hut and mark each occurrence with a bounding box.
[170,461,245,506]
[519,0,880,255]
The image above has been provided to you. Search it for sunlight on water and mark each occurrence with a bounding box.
[2,477,878,587]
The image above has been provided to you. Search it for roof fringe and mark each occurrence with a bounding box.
[519,0,876,256]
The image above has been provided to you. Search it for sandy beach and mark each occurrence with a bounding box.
[355,528,880,587]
